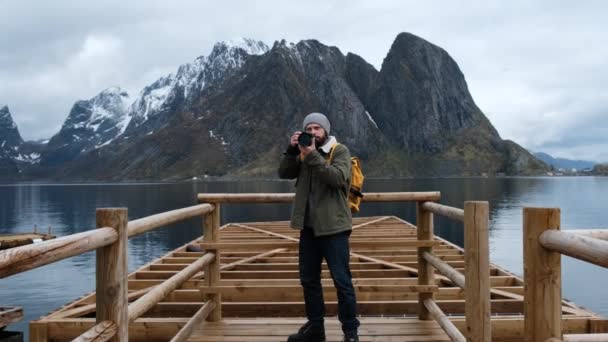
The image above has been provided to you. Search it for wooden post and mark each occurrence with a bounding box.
[204,204,222,321]
[464,201,491,341]
[29,321,48,342]
[96,208,128,342]
[523,207,562,342]
[417,201,435,320]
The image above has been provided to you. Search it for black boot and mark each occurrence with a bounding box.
[342,331,359,342]
[286,321,326,342]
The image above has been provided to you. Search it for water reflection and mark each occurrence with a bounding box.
[1,177,607,339]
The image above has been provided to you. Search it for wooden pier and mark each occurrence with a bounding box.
[0,192,607,341]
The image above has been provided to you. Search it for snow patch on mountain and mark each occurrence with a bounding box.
[124,38,269,132]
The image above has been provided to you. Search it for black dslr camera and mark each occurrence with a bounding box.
[298,132,314,147]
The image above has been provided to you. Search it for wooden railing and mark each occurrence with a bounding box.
[198,192,489,342]
[0,203,220,342]
[523,208,608,342]
[417,201,491,342]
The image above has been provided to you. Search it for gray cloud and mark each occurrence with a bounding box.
[1,0,607,162]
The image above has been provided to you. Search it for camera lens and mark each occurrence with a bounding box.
[298,132,313,146]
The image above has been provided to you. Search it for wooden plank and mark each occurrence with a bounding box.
[524,207,562,342]
[464,201,491,341]
[96,208,128,342]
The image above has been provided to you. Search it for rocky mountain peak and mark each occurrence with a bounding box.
[368,32,499,154]
[0,105,24,152]
[123,38,269,136]
[40,88,131,167]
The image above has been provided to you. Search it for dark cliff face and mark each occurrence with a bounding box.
[0,105,23,152]
[11,33,548,180]
[369,32,499,154]
[0,106,24,177]
[199,39,385,175]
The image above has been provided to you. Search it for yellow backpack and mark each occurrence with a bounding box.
[328,143,365,214]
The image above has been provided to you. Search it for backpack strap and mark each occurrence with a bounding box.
[327,143,341,164]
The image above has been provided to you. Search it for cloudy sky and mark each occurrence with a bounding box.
[1,1,607,162]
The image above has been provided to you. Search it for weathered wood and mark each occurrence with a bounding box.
[422,202,465,222]
[424,298,466,342]
[540,230,608,268]
[21,207,608,342]
[0,306,23,329]
[128,204,214,237]
[565,229,608,241]
[207,205,222,321]
[128,252,215,322]
[29,320,48,342]
[422,251,465,289]
[169,300,215,342]
[564,333,608,341]
[0,228,117,278]
[72,320,117,342]
[96,208,128,342]
[197,192,441,203]
[199,239,439,251]
[464,201,491,341]
[524,207,562,342]
[417,202,435,320]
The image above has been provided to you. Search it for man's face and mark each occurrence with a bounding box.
[305,123,327,146]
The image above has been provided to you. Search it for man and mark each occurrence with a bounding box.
[278,112,360,342]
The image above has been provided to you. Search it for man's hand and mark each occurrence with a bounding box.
[290,131,302,147]
[299,134,316,157]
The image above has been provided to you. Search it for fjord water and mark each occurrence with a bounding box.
[1,177,607,338]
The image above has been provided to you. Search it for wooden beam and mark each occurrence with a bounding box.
[96,208,128,342]
[565,229,608,241]
[422,202,464,222]
[540,230,608,268]
[197,192,441,203]
[417,202,435,320]
[424,298,466,342]
[127,204,214,238]
[524,207,562,342]
[72,320,116,342]
[0,228,117,278]
[128,252,215,322]
[422,251,465,288]
[464,201,491,341]
[169,300,215,342]
[206,206,222,322]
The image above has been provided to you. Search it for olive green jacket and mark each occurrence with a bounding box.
[278,139,352,237]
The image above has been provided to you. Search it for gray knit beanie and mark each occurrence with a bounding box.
[302,112,331,135]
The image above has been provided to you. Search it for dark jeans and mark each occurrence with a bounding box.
[299,228,360,333]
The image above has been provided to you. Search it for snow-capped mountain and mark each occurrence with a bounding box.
[1,34,548,180]
[122,38,270,136]
[40,87,130,167]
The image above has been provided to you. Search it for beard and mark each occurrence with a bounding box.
[314,135,327,147]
